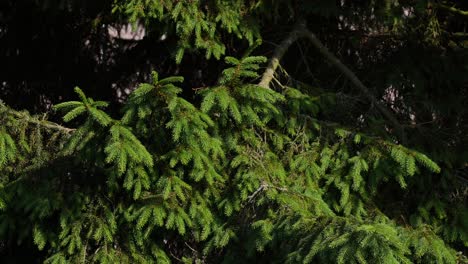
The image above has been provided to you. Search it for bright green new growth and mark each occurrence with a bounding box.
[113,0,262,63]
[0,57,462,263]
[1,55,462,263]
[0,0,467,262]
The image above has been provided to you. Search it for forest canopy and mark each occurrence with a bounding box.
[0,0,467,263]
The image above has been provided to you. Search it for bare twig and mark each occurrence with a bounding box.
[247,181,268,202]
[184,242,198,254]
[248,181,288,202]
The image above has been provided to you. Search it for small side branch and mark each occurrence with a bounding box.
[248,181,288,202]
[247,181,268,202]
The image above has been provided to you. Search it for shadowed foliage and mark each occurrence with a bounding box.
[0,0,467,263]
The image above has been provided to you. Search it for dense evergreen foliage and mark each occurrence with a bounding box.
[0,0,467,263]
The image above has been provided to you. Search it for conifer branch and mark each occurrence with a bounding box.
[248,181,288,202]
[299,28,406,144]
[248,181,268,202]
[258,23,303,89]
[258,23,405,143]
[435,3,468,17]
[2,105,75,134]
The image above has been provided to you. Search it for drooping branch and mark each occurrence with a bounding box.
[258,23,303,88]
[435,3,468,17]
[299,28,406,143]
[259,23,406,143]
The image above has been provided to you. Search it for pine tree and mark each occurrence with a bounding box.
[1,0,467,263]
